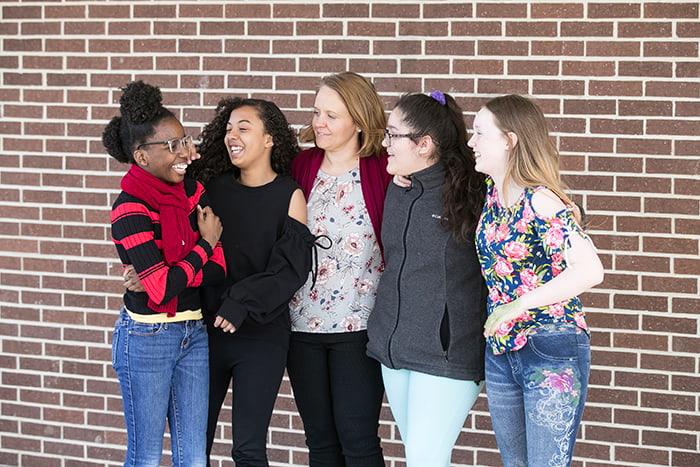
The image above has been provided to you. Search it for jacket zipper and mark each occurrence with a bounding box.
[387,181,422,368]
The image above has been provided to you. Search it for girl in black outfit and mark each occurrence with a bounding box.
[190,97,314,466]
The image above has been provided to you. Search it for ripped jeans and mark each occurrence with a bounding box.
[485,324,590,467]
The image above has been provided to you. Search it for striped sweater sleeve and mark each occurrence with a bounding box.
[111,194,224,307]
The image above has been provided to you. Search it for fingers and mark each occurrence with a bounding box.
[213,316,236,333]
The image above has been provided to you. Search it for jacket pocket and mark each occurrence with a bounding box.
[439,305,450,359]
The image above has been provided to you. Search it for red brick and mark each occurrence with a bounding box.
[615,408,668,427]
[641,390,696,410]
[589,4,641,18]
[371,3,420,18]
[645,2,699,18]
[641,354,696,374]
[644,236,698,256]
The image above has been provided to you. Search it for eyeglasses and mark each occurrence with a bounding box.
[137,135,193,154]
[383,129,423,145]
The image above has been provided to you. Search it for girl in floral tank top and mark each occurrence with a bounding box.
[469,95,604,467]
[476,178,591,355]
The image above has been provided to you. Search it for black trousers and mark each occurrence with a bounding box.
[206,327,290,467]
[287,330,385,467]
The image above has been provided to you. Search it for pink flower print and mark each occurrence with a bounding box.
[307,317,324,331]
[343,233,365,256]
[335,181,353,205]
[545,227,565,249]
[495,223,510,242]
[289,293,301,309]
[504,241,528,260]
[547,302,565,318]
[545,371,575,394]
[522,201,535,222]
[315,177,329,192]
[519,268,539,289]
[516,218,529,233]
[316,258,336,285]
[573,312,587,330]
[358,280,373,295]
[550,217,565,228]
[494,319,514,337]
[514,331,528,349]
[312,222,328,237]
[488,287,501,304]
[485,223,497,243]
[339,316,361,332]
[494,256,513,276]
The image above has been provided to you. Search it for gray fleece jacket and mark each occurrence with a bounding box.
[366,162,487,381]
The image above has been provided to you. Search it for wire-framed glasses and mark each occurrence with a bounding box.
[137,135,193,154]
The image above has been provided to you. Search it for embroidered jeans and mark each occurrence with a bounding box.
[112,308,209,467]
[485,324,590,467]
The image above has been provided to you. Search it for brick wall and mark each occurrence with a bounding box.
[1,1,698,466]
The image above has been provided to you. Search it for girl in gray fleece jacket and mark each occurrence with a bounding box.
[366,91,488,467]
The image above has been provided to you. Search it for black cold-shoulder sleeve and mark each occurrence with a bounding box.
[216,216,315,328]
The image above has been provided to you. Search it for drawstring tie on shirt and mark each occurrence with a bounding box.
[309,234,332,290]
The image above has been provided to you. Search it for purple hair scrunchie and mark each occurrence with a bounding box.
[429,90,446,106]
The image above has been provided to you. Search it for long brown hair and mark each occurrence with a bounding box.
[485,94,577,214]
[299,71,386,157]
[394,92,485,241]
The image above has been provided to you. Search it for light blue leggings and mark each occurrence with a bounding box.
[382,365,484,467]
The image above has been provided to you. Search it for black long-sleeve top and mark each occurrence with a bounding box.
[201,174,315,336]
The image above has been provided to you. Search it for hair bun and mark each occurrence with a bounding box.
[119,80,164,124]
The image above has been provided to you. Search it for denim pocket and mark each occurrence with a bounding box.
[128,321,167,337]
[527,329,579,363]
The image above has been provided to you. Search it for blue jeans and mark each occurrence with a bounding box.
[112,308,209,467]
[485,324,590,467]
[381,366,484,467]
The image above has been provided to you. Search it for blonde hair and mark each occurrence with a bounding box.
[485,94,576,211]
[299,71,386,158]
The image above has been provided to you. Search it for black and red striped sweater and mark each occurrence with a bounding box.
[111,177,226,316]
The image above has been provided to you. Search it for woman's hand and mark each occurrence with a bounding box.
[483,300,528,337]
[214,315,237,333]
[197,205,223,249]
[123,265,145,292]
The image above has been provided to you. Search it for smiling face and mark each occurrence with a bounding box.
[468,107,511,179]
[224,105,273,171]
[134,117,189,184]
[383,108,434,177]
[311,85,360,155]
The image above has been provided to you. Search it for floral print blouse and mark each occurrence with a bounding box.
[290,167,383,333]
[476,177,590,355]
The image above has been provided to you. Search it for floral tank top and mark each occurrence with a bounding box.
[290,167,383,333]
[476,177,590,355]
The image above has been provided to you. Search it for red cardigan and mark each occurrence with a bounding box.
[290,147,392,254]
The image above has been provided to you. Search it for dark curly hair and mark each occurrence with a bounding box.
[102,81,176,164]
[394,92,486,241]
[190,97,300,183]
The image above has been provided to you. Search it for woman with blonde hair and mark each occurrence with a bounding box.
[288,71,391,466]
[469,94,604,467]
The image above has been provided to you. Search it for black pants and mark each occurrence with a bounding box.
[287,330,385,467]
[206,327,290,467]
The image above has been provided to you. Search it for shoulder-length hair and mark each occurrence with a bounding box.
[299,71,386,158]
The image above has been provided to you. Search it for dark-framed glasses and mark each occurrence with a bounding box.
[383,128,423,145]
[137,135,193,154]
